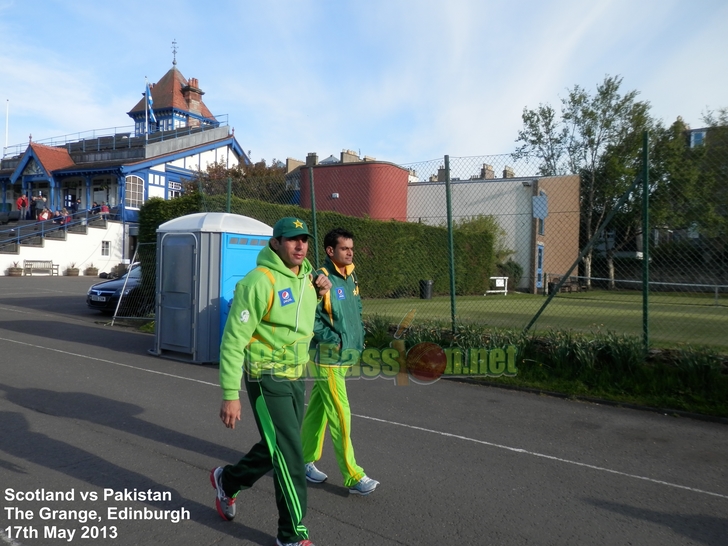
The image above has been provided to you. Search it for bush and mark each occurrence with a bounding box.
[362,316,728,417]
[497,259,524,290]
[138,193,498,298]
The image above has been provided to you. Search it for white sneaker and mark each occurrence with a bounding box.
[304,462,328,484]
[349,475,379,495]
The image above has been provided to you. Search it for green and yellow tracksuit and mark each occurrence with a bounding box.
[301,257,367,487]
[218,245,317,544]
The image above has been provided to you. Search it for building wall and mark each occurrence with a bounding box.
[1,221,125,276]
[408,178,534,289]
[536,175,581,284]
[165,144,237,172]
[300,162,409,220]
[407,175,581,291]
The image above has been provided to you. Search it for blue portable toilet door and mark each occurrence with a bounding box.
[220,233,269,341]
[159,233,197,354]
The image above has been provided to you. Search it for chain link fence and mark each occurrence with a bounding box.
[183,134,727,352]
[110,242,156,323]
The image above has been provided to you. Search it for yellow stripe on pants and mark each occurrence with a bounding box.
[301,364,365,487]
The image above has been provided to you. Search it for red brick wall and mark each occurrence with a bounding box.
[300,162,408,221]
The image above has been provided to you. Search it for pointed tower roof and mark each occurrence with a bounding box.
[127,66,216,120]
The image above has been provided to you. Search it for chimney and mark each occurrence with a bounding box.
[306,153,318,167]
[286,157,304,174]
[503,166,515,178]
[182,77,205,124]
[340,149,360,163]
[481,164,495,179]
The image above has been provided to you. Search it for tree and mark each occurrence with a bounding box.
[513,104,568,176]
[648,111,728,282]
[187,159,292,204]
[514,75,655,288]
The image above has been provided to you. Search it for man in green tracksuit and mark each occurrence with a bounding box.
[301,228,380,495]
[211,217,331,546]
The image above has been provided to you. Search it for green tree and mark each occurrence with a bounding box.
[514,75,654,287]
[187,159,292,204]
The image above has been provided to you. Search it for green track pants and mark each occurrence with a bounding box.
[221,373,308,544]
[301,364,365,487]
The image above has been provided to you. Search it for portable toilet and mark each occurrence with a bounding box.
[152,212,273,364]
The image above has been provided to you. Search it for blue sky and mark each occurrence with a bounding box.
[1,0,726,165]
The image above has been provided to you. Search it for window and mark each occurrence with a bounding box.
[690,130,706,148]
[125,175,144,209]
[169,181,182,199]
[101,241,110,256]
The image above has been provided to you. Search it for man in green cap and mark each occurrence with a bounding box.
[211,217,331,546]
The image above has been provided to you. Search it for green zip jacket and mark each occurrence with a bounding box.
[219,245,318,399]
[313,257,365,367]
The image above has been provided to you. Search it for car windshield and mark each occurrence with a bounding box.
[123,266,142,279]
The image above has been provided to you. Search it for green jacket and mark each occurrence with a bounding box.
[219,245,318,399]
[313,257,365,367]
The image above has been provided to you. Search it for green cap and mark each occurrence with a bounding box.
[272,217,312,238]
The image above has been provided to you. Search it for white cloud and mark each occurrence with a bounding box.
[2,0,726,163]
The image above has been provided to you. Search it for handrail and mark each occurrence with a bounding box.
[2,114,230,158]
[0,212,107,247]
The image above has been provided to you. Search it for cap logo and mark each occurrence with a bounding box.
[293,220,303,228]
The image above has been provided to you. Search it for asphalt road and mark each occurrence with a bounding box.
[0,276,726,546]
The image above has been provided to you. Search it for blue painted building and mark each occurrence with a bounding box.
[0,62,250,231]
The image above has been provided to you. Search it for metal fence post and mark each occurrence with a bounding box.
[642,131,650,355]
[226,176,231,213]
[445,155,457,336]
[308,166,320,269]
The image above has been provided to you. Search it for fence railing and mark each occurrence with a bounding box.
[185,135,728,351]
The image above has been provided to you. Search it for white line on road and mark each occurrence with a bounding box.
[0,337,218,388]
[3,336,727,502]
[354,414,728,500]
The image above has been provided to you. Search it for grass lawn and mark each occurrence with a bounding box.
[363,289,728,351]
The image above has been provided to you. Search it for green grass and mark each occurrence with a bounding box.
[363,289,728,351]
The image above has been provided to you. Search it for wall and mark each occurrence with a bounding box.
[299,162,409,220]
[406,174,581,291]
[407,177,535,289]
[2,221,125,276]
[536,175,581,282]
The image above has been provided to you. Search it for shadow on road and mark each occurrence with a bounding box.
[0,384,240,464]
[585,497,728,545]
[0,319,152,355]
[0,409,272,546]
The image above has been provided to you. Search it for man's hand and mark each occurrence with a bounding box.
[219,399,242,429]
[312,273,332,297]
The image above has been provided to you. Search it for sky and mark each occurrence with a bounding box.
[1,0,727,166]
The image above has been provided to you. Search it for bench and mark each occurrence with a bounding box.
[549,276,583,294]
[23,260,60,276]
[484,276,508,296]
